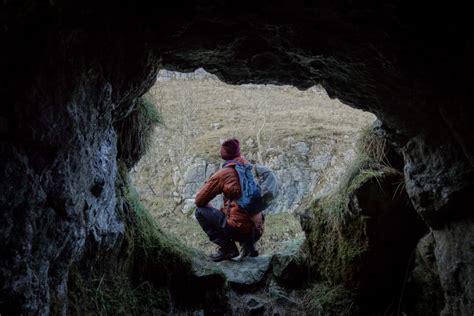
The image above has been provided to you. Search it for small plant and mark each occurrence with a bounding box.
[303,283,356,315]
[115,94,161,168]
[319,126,403,226]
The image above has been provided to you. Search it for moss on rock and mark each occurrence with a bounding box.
[68,98,228,315]
[300,128,427,315]
[116,95,161,169]
[68,163,193,315]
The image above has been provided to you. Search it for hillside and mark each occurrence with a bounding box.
[131,69,376,254]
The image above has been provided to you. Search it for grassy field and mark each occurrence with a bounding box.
[131,75,375,255]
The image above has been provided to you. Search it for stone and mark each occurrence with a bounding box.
[246,297,265,315]
[310,154,332,170]
[271,239,306,288]
[210,122,222,130]
[246,138,256,148]
[184,161,207,184]
[433,218,474,316]
[216,256,272,290]
[182,199,196,215]
[292,142,310,156]
[405,233,445,315]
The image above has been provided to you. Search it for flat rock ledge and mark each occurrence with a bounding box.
[216,255,272,290]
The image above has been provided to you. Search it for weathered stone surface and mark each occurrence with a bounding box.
[216,256,271,290]
[403,134,474,228]
[246,297,265,315]
[271,238,307,288]
[157,68,219,81]
[0,11,159,312]
[406,233,445,315]
[301,143,428,314]
[182,198,197,215]
[433,219,474,316]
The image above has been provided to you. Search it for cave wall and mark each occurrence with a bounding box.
[1,1,473,314]
[0,6,159,313]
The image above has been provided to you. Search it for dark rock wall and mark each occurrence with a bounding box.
[1,1,473,314]
[0,6,159,313]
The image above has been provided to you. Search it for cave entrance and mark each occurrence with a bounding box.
[130,68,376,256]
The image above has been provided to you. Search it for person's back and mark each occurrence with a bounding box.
[194,138,264,262]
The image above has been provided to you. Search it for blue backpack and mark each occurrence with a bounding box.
[223,160,264,214]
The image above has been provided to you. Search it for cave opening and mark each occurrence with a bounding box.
[130,68,375,255]
[2,2,473,315]
[125,68,430,314]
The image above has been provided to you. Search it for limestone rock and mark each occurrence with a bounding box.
[434,219,474,316]
[246,297,265,315]
[216,256,272,290]
[182,199,196,215]
[405,232,445,315]
[271,238,307,288]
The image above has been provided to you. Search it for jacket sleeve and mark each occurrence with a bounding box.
[195,172,224,207]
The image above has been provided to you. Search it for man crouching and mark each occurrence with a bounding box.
[194,138,264,262]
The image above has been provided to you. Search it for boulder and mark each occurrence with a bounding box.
[216,256,272,291]
[405,232,445,315]
[271,238,307,288]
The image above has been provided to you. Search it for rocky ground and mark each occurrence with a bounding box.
[191,238,310,315]
[131,69,375,255]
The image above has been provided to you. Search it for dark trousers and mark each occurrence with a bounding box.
[195,206,254,249]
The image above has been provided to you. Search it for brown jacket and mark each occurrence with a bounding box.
[195,157,263,235]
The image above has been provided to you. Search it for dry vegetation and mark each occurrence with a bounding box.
[132,75,375,255]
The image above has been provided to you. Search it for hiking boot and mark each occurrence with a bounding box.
[209,244,239,262]
[240,243,259,258]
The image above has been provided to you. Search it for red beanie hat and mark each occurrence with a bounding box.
[220,138,241,160]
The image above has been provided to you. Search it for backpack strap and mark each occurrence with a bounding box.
[222,159,242,168]
[221,160,237,227]
[253,163,259,178]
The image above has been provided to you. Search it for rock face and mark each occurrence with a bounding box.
[216,256,272,291]
[0,12,159,313]
[193,242,307,315]
[301,130,428,314]
[170,139,357,214]
[406,233,445,315]
[157,68,219,81]
[0,89,123,314]
[1,1,473,314]
[433,219,474,316]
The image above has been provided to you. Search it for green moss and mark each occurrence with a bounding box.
[69,161,194,315]
[115,94,161,168]
[124,183,193,276]
[139,94,161,125]
[69,267,171,316]
[303,283,357,315]
[301,127,404,309]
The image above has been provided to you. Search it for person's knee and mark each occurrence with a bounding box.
[195,207,208,222]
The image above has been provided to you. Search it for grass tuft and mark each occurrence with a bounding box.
[116,94,161,168]
[303,283,357,315]
[319,126,403,225]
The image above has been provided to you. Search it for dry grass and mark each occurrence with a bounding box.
[133,77,376,254]
[146,79,375,160]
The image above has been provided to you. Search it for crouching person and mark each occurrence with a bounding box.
[194,138,264,262]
